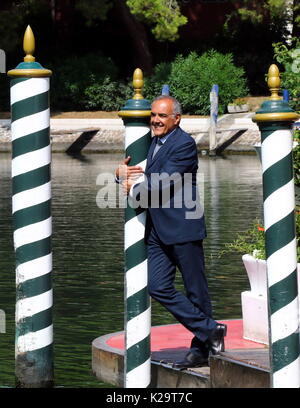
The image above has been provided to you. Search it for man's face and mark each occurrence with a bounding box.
[151,99,181,138]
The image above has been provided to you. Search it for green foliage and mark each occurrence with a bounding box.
[220,0,291,94]
[0,0,50,53]
[76,0,112,25]
[48,53,119,110]
[143,62,171,101]
[273,39,300,111]
[294,130,300,188]
[55,50,247,114]
[126,0,187,41]
[221,212,300,263]
[143,51,248,115]
[83,76,132,111]
[221,220,266,260]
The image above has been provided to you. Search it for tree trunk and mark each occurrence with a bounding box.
[48,0,76,54]
[113,0,153,75]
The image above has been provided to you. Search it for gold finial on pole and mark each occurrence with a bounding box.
[268,64,281,101]
[23,25,35,62]
[133,68,144,100]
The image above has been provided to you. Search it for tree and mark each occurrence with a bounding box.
[76,0,187,73]
[0,0,187,74]
[126,0,187,41]
[219,0,294,93]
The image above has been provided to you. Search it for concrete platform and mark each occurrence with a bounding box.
[0,115,261,153]
[92,320,270,388]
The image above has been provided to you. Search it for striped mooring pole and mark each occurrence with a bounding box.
[118,69,152,388]
[8,26,53,388]
[253,64,300,388]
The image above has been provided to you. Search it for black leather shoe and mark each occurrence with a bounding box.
[208,323,227,355]
[173,351,208,370]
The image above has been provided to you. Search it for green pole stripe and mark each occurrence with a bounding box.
[272,332,300,373]
[125,239,147,272]
[260,125,292,143]
[125,206,145,223]
[11,91,49,122]
[126,336,151,373]
[17,272,52,300]
[269,269,298,314]
[16,307,52,336]
[126,132,151,166]
[260,127,275,142]
[16,237,51,265]
[123,118,151,127]
[11,77,31,86]
[13,200,51,231]
[12,164,51,195]
[127,287,150,321]
[12,128,50,159]
[15,344,54,382]
[265,211,295,258]
[263,152,293,201]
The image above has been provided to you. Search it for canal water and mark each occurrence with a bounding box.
[0,152,263,388]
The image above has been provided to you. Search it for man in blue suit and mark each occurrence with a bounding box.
[119,95,227,368]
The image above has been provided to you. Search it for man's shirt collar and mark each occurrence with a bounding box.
[158,127,177,144]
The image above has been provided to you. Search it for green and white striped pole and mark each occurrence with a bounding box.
[8,26,53,388]
[254,64,300,388]
[118,69,152,388]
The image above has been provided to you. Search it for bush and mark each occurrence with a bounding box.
[143,62,172,101]
[46,50,248,114]
[83,76,132,111]
[48,53,120,110]
[144,51,249,115]
[273,40,300,111]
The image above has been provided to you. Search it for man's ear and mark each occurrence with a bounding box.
[175,114,181,126]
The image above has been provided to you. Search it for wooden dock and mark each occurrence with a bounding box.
[92,320,271,388]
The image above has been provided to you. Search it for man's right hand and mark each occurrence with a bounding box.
[115,156,143,181]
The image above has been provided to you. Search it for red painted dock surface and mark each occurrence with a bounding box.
[107,319,266,352]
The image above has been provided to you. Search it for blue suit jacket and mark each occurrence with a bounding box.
[132,127,206,245]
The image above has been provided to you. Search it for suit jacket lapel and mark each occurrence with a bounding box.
[146,128,181,171]
[145,137,157,171]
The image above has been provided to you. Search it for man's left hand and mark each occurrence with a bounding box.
[122,178,137,195]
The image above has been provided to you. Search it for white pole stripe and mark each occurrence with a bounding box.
[267,238,297,287]
[264,180,295,230]
[261,130,292,172]
[16,324,53,353]
[16,289,53,321]
[136,159,147,172]
[126,260,148,298]
[12,182,51,213]
[16,254,52,284]
[273,356,300,388]
[10,78,49,105]
[126,358,151,388]
[12,145,51,177]
[125,212,146,250]
[126,308,151,349]
[270,298,299,343]
[14,217,52,249]
[11,108,50,141]
[125,127,151,150]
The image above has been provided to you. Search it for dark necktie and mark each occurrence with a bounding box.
[152,137,163,159]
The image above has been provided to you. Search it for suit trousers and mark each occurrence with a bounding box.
[147,226,217,355]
